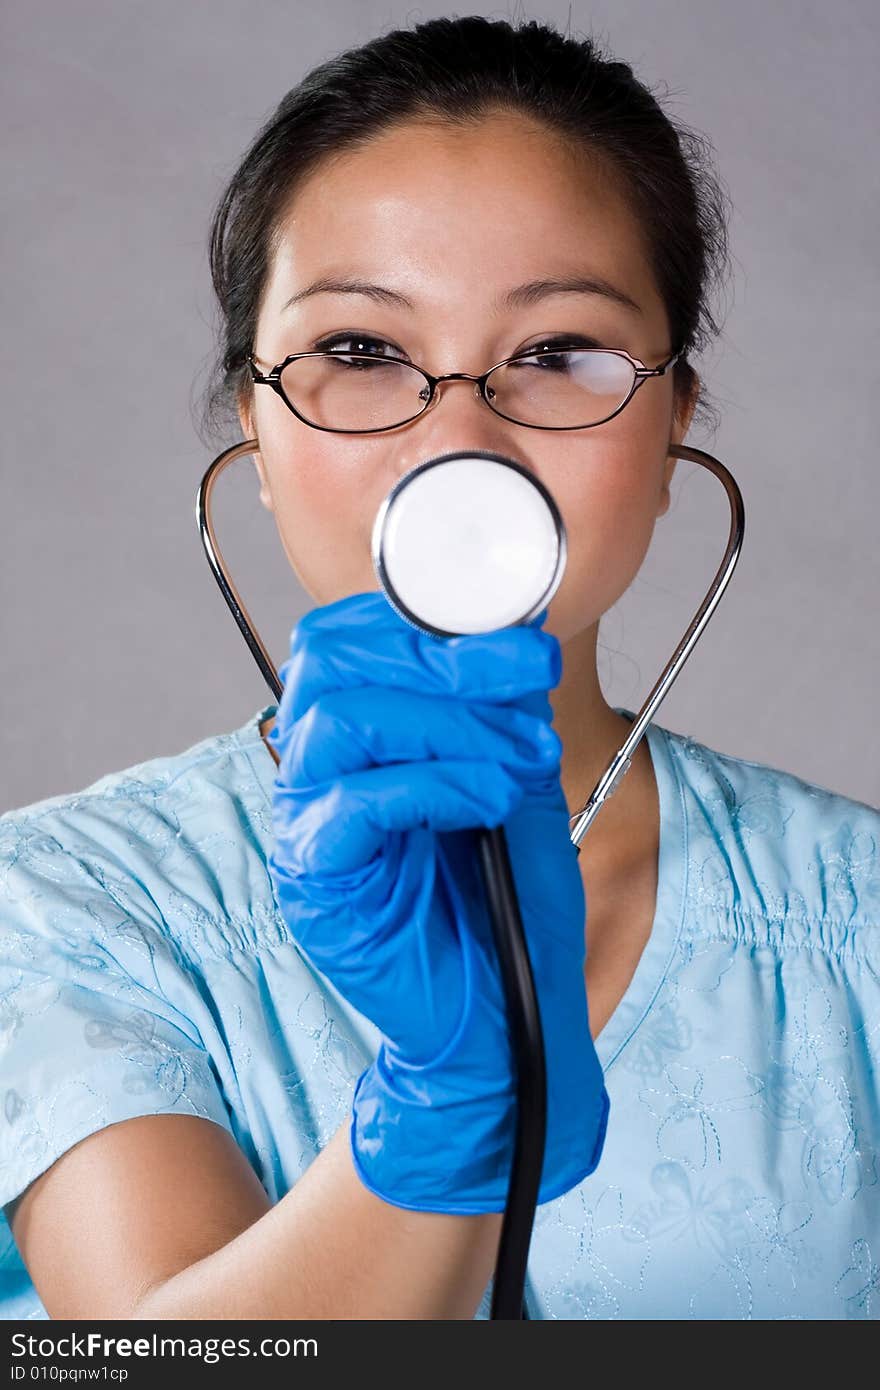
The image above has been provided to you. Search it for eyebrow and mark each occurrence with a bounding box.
[280,273,642,316]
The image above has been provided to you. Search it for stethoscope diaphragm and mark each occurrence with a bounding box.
[371,449,567,637]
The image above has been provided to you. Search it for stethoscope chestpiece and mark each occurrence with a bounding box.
[371,449,568,638]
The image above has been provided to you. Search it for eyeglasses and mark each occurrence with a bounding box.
[247,342,681,433]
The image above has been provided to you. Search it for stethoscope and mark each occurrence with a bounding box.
[197,439,744,1320]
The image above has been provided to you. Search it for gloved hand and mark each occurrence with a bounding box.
[267,590,609,1214]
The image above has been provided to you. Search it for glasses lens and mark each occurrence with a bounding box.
[486,349,635,428]
[279,354,430,431]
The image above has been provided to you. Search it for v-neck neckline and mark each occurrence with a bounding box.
[240,700,688,1073]
[592,707,688,1071]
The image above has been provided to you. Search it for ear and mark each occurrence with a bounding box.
[237,396,273,513]
[657,373,699,519]
[656,454,678,519]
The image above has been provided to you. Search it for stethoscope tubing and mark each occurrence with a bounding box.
[197,439,744,847]
[196,439,744,1319]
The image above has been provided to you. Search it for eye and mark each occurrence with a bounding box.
[507,334,610,375]
[313,332,406,359]
[516,333,606,356]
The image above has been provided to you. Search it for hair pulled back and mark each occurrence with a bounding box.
[196,14,732,446]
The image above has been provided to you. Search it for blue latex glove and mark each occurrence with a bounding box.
[267,590,609,1214]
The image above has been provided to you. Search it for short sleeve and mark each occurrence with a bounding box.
[0,815,236,1215]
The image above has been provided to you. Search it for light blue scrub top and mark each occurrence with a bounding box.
[1,703,878,1321]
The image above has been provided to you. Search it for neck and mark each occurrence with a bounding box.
[550,621,658,879]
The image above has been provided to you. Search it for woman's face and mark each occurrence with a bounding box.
[240,110,695,644]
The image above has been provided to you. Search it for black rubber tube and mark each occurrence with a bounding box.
[475,825,547,1321]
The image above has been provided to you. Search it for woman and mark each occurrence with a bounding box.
[1,16,877,1321]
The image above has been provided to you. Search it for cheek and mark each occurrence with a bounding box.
[258,418,381,604]
[544,451,665,642]
[254,400,668,625]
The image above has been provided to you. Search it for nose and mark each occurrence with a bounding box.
[430,370,482,387]
[391,370,525,477]
[419,371,484,410]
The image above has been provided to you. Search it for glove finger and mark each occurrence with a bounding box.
[275,684,562,788]
[273,591,562,741]
[270,757,527,877]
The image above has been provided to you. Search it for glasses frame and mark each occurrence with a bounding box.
[246,343,682,434]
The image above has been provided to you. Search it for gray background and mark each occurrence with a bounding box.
[2,0,878,814]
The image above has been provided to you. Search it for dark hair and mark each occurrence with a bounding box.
[195,14,732,447]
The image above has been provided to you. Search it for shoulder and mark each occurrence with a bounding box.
[0,711,279,1227]
[0,705,279,966]
[658,722,879,952]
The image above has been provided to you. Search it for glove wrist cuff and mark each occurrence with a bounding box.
[349,1048,517,1214]
[349,1045,611,1215]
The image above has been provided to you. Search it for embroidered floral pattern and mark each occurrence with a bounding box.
[2,705,878,1320]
